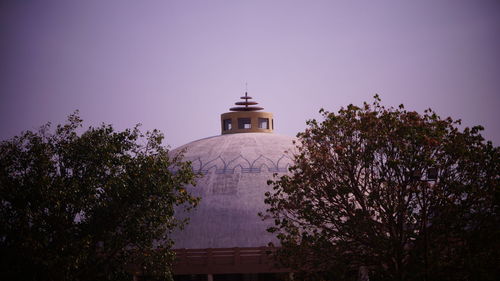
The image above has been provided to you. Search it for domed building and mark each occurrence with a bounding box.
[172,93,296,281]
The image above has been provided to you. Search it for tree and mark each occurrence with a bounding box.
[0,112,199,281]
[261,96,499,281]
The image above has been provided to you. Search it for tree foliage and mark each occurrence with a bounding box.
[262,96,499,281]
[0,112,199,281]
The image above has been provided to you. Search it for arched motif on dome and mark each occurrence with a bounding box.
[175,134,297,175]
[281,163,292,173]
[200,156,227,174]
[188,158,203,173]
[250,155,279,173]
[273,154,294,173]
[226,155,253,173]
[185,153,295,175]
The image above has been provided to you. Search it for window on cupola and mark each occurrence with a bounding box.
[223,119,232,131]
[238,118,251,129]
[258,118,269,129]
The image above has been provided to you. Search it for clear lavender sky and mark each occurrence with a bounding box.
[1,0,499,148]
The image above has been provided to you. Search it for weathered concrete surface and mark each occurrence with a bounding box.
[171,133,296,249]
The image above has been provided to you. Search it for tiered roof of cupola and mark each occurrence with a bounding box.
[229,92,264,112]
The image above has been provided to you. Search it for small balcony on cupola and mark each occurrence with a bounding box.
[220,93,274,135]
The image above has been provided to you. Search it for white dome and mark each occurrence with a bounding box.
[171,133,296,249]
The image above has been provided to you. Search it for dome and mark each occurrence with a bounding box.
[171,133,296,249]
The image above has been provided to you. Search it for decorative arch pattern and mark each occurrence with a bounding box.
[188,154,293,174]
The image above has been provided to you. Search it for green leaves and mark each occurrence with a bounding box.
[0,113,199,281]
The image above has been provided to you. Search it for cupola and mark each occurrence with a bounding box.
[220,92,274,134]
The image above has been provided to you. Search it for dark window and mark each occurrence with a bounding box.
[258,118,269,129]
[238,118,251,129]
[223,119,232,131]
[272,119,274,130]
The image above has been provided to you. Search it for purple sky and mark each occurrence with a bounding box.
[1,0,499,148]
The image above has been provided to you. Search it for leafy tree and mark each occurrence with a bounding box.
[262,96,499,281]
[0,112,199,281]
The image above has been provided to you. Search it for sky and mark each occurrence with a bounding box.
[1,0,499,148]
